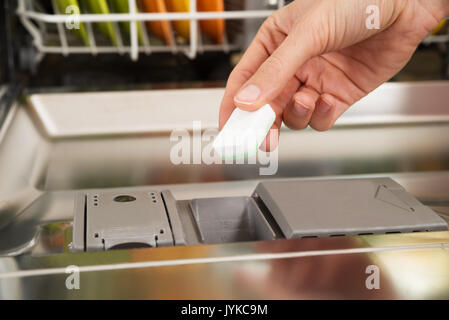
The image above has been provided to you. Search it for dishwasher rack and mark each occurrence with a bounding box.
[16,0,286,61]
[15,0,449,63]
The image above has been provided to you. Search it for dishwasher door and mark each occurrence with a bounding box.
[0,82,449,299]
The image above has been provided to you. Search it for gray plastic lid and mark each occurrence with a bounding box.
[254,178,448,238]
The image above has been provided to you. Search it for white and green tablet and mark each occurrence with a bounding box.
[213,104,276,160]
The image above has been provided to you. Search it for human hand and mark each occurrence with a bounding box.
[219,0,449,151]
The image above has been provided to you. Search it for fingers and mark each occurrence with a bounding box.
[219,9,294,130]
[283,89,351,132]
[220,0,396,137]
[309,93,349,131]
[219,0,321,128]
[283,86,320,130]
[231,0,394,113]
[260,76,300,151]
[233,26,316,112]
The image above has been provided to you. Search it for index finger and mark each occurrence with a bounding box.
[218,0,318,129]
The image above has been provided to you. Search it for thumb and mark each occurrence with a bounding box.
[233,21,318,111]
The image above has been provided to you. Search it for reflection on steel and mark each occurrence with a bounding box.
[1,241,448,279]
[1,232,449,299]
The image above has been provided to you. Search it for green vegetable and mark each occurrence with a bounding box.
[80,0,118,46]
[108,0,145,45]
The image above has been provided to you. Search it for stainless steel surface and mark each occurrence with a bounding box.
[1,231,449,299]
[0,81,449,299]
[1,82,448,194]
[27,81,449,138]
[0,86,6,98]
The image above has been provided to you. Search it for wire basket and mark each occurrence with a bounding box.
[17,0,287,61]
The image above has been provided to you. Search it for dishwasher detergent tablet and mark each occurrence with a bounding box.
[213,104,276,159]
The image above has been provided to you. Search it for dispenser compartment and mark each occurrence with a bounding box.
[72,178,448,252]
[189,197,278,244]
[73,190,175,251]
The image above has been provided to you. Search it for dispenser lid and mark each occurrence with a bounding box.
[253,178,448,238]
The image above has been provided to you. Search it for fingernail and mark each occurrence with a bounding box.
[293,100,310,116]
[234,84,261,104]
[316,99,331,115]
